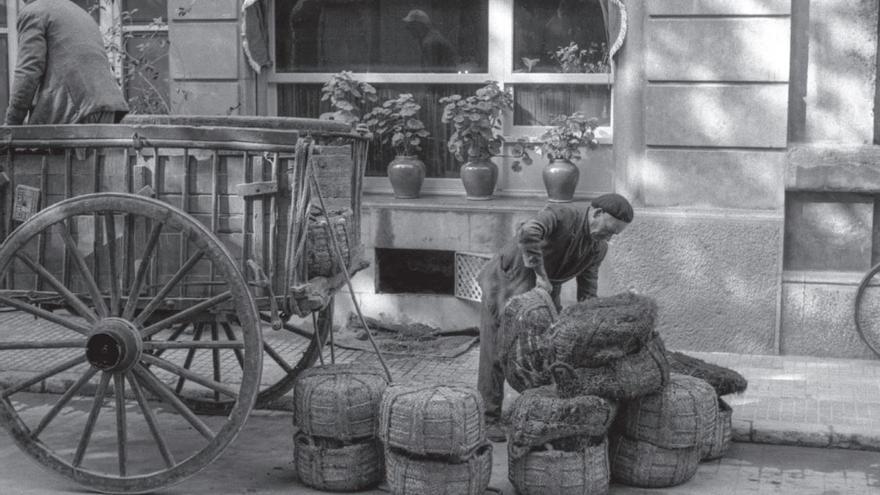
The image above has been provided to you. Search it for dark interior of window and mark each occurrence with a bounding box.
[376,248,455,294]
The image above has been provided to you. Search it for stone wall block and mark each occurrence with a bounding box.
[647,0,791,16]
[170,0,238,20]
[169,22,239,79]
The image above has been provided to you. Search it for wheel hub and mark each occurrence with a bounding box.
[86,318,143,372]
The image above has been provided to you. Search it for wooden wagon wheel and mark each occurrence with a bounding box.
[0,193,262,493]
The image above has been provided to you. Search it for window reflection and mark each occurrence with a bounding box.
[275,1,488,73]
[513,84,610,126]
[121,0,167,23]
[514,0,608,73]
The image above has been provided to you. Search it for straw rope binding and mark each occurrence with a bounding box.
[294,432,384,492]
[306,206,354,277]
[701,398,732,461]
[666,350,748,396]
[385,443,493,495]
[501,288,559,392]
[609,434,701,488]
[508,437,610,495]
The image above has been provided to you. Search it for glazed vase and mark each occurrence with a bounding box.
[460,159,498,200]
[543,159,580,202]
[387,155,426,199]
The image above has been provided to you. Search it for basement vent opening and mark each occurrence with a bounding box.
[376,248,455,295]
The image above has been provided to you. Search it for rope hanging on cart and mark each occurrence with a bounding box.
[306,139,393,383]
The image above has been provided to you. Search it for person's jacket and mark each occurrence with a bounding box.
[5,0,129,125]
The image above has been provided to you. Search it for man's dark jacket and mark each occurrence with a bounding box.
[5,0,128,125]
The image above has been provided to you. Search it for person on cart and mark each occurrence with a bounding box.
[5,0,128,125]
[477,193,634,442]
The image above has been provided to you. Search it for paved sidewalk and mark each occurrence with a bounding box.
[0,310,878,452]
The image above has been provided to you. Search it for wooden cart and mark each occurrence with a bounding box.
[0,117,371,493]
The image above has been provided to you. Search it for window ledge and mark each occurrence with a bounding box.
[363,192,589,213]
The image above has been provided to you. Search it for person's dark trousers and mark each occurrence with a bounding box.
[477,299,504,425]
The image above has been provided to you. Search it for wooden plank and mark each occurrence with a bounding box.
[647,18,790,82]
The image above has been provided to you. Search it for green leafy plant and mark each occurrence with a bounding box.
[551,42,610,73]
[511,112,600,171]
[439,81,514,163]
[363,93,430,157]
[320,71,378,125]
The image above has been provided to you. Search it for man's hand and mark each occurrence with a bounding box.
[533,263,552,294]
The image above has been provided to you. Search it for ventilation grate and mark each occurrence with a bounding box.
[454,251,493,302]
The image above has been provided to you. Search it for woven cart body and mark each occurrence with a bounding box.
[609,435,701,488]
[379,384,485,460]
[501,288,558,392]
[294,432,384,492]
[385,444,493,495]
[617,374,718,450]
[294,364,388,441]
[508,438,610,495]
[553,335,670,400]
[507,385,617,450]
[552,292,657,368]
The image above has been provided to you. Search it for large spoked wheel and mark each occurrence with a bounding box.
[855,263,880,358]
[0,193,262,493]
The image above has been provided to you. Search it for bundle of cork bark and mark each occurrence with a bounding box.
[292,364,388,492]
[501,289,740,492]
[379,383,493,495]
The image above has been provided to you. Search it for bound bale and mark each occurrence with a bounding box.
[702,398,732,461]
[551,292,657,368]
[294,432,384,492]
[294,364,388,442]
[385,443,493,495]
[666,350,748,396]
[616,374,718,450]
[552,334,670,400]
[501,288,558,392]
[379,383,484,460]
[508,437,610,495]
[609,434,700,488]
[506,385,617,451]
[307,207,355,278]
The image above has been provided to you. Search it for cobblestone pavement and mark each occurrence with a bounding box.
[1,310,879,453]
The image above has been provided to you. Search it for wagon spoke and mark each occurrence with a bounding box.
[134,250,205,327]
[32,367,99,438]
[210,324,221,402]
[103,214,121,316]
[0,340,85,351]
[58,223,109,318]
[126,372,175,468]
[141,292,232,338]
[141,354,237,399]
[144,322,189,361]
[15,253,98,323]
[1,355,88,398]
[259,312,314,339]
[132,365,214,440]
[220,322,245,369]
[0,295,91,336]
[122,223,163,320]
[174,324,203,394]
[263,340,294,374]
[113,373,127,476]
[143,340,244,351]
[73,371,111,468]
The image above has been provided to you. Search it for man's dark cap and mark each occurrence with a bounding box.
[591,193,634,223]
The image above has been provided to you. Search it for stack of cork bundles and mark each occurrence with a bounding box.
[292,364,388,491]
[501,289,745,492]
[379,383,492,495]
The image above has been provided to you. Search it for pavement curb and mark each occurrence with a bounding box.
[732,418,880,452]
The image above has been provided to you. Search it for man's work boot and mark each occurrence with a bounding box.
[486,421,507,443]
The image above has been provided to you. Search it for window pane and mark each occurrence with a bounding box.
[0,36,8,117]
[122,0,167,23]
[513,84,611,126]
[277,83,482,178]
[514,0,608,73]
[0,0,6,27]
[124,33,170,114]
[70,0,101,22]
[276,1,488,73]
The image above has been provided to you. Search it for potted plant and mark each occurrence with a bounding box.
[364,93,431,199]
[320,71,378,125]
[439,81,513,200]
[514,112,600,202]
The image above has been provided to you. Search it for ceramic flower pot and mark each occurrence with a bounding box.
[542,159,579,202]
[460,159,498,200]
[387,155,426,199]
